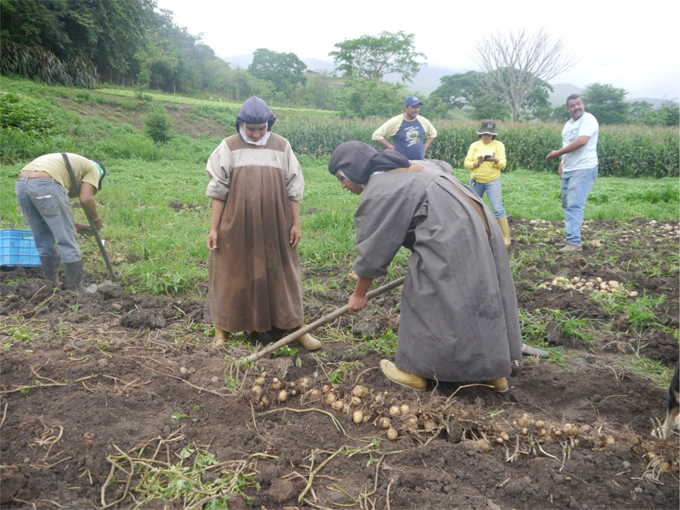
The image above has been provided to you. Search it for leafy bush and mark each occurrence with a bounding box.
[75,91,95,103]
[144,105,173,143]
[0,93,65,135]
[0,40,97,88]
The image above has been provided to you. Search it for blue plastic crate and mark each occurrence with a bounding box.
[1,229,41,267]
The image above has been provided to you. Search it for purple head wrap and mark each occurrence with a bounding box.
[235,96,276,131]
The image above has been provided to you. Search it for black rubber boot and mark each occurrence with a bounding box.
[40,256,62,287]
[63,260,87,293]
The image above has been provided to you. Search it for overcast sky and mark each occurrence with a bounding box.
[155,0,679,100]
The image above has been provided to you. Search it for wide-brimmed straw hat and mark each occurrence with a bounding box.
[476,121,497,135]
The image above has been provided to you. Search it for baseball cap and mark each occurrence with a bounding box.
[404,96,423,106]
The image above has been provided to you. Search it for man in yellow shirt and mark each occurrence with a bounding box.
[372,96,437,160]
[15,153,106,292]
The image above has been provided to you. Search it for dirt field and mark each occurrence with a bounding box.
[1,218,678,510]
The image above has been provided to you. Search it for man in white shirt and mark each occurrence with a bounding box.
[547,94,599,253]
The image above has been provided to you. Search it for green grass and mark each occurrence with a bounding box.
[2,155,678,295]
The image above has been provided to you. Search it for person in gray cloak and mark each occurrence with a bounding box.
[328,141,522,392]
[205,97,320,351]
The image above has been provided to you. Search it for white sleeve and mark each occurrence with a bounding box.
[284,142,305,201]
[206,140,232,200]
[579,114,599,138]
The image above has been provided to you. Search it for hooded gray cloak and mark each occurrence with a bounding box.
[352,160,522,382]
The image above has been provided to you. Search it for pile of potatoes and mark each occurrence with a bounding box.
[489,413,616,448]
[615,222,678,245]
[537,275,638,297]
[249,375,438,441]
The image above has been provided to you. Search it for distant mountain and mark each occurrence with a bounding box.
[626,97,678,108]
[548,84,582,107]
[548,84,677,109]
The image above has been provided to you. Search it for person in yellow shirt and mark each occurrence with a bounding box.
[15,153,106,292]
[464,121,511,245]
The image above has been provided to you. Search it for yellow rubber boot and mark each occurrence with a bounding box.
[380,360,427,391]
[295,332,322,351]
[478,377,509,394]
[212,327,229,348]
[497,217,511,246]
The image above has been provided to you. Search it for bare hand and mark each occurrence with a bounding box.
[75,223,91,235]
[547,150,560,160]
[206,230,218,251]
[289,224,302,248]
[348,293,368,314]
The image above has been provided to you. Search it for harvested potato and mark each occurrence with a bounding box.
[255,377,266,386]
[387,428,399,440]
[277,390,288,403]
[251,385,263,397]
[352,385,369,398]
[324,392,337,406]
[272,378,281,390]
[389,405,401,417]
[517,414,531,428]
[563,424,578,437]
[309,389,322,400]
[477,439,491,452]
[423,419,436,431]
[400,404,410,416]
[377,417,392,430]
[299,377,310,392]
[353,410,363,424]
[405,416,418,428]
[331,400,344,412]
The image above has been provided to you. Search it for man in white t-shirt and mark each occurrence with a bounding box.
[547,94,599,253]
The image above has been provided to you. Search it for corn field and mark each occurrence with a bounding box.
[276,118,679,178]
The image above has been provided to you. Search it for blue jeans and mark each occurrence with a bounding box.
[560,166,598,246]
[469,177,506,218]
[15,177,82,263]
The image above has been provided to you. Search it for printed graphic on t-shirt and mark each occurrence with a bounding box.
[405,125,421,147]
[563,126,579,145]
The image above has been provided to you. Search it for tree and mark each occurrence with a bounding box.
[581,83,628,124]
[628,101,657,125]
[469,94,511,121]
[329,31,425,82]
[472,28,576,121]
[429,71,486,109]
[248,48,307,99]
[428,70,552,120]
[338,79,405,118]
[657,101,680,126]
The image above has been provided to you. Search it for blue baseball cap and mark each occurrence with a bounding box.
[404,96,423,106]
